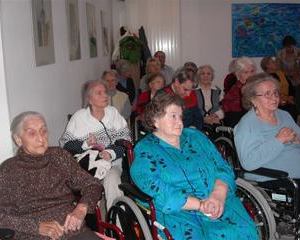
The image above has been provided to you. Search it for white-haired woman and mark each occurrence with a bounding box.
[60,80,131,210]
[195,65,224,125]
[222,57,256,127]
[0,111,102,240]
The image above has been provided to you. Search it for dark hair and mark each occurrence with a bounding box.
[146,73,166,86]
[172,67,192,84]
[260,56,274,72]
[282,35,296,47]
[242,73,279,110]
[143,92,184,132]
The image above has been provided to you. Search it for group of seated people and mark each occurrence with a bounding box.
[1,44,300,239]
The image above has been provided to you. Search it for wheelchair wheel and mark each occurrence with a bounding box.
[236,178,277,240]
[106,196,153,240]
[214,136,238,170]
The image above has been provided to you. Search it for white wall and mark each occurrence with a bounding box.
[0,0,112,162]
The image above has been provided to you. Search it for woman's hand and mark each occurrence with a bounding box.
[87,134,97,147]
[39,221,64,240]
[200,180,228,219]
[99,150,112,161]
[64,203,87,234]
[276,127,298,144]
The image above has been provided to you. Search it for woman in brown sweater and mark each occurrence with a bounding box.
[0,111,103,240]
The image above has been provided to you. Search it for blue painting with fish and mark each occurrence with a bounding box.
[232,3,300,57]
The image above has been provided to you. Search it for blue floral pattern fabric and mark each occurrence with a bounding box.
[130,128,258,240]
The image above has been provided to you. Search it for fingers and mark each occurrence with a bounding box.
[201,199,224,219]
[39,221,64,240]
[64,214,83,233]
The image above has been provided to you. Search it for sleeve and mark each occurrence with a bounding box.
[0,164,39,234]
[130,143,188,214]
[60,115,86,155]
[234,119,285,171]
[105,109,132,159]
[127,78,136,104]
[195,131,236,194]
[61,150,103,213]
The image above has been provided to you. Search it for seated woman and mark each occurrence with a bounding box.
[234,73,300,181]
[260,56,298,121]
[222,57,256,127]
[130,93,258,239]
[195,65,224,125]
[139,57,161,91]
[60,80,131,210]
[135,72,166,118]
[0,111,102,240]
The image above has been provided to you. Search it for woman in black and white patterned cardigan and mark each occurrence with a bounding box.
[60,79,131,210]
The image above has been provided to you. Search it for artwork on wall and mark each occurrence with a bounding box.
[32,0,55,66]
[100,10,109,56]
[66,0,81,60]
[86,2,97,58]
[232,3,300,57]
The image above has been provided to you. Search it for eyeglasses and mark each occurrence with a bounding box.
[255,90,280,99]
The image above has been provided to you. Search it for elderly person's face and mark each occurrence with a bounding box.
[88,83,108,109]
[252,80,280,113]
[154,52,166,66]
[148,62,160,74]
[154,104,183,139]
[237,64,256,84]
[14,116,48,155]
[199,67,213,85]
[104,73,117,91]
[149,76,165,93]
[174,79,193,98]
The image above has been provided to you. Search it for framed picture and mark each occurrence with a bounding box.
[100,10,109,56]
[86,2,97,58]
[32,0,55,66]
[232,3,300,57]
[66,0,81,60]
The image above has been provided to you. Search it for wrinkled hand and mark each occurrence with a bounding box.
[276,127,298,144]
[39,221,64,240]
[87,134,97,147]
[64,203,87,234]
[199,193,225,219]
[99,150,112,161]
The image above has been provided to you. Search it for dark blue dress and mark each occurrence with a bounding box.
[130,128,258,240]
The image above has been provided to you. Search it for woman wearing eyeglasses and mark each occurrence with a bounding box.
[234,73,300,181]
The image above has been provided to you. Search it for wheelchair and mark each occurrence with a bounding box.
[104,140,173,240]
[212,125,300,240]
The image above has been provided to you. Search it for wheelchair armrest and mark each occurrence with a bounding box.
[245,167,289,179]
[119,183,152,202]
[0,228,14,239]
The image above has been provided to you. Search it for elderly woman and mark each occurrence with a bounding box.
[195,65,224,125]
[139,57,161,91]
[0,112,102,240]
[135,72,166,117]
[60,80,131,210]
[130,93,258,239]
[234,73,300,181]
[222,57,256,127]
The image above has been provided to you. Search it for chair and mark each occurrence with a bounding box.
[106,140,173,240]
[213,125,300,240]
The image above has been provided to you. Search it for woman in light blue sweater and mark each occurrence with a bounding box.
[234,73,300,181]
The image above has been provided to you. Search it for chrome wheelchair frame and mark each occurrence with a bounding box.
[213,125,300,240]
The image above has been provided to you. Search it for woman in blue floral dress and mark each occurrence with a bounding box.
[130,93,258,240]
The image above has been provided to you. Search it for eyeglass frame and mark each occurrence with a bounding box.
[255,89,280,99]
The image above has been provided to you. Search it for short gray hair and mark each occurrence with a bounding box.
[197,64,215,81]
[10,111,46,138]
[82,80,106,107]
[242,73,279,110]
[235,57,256,77]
